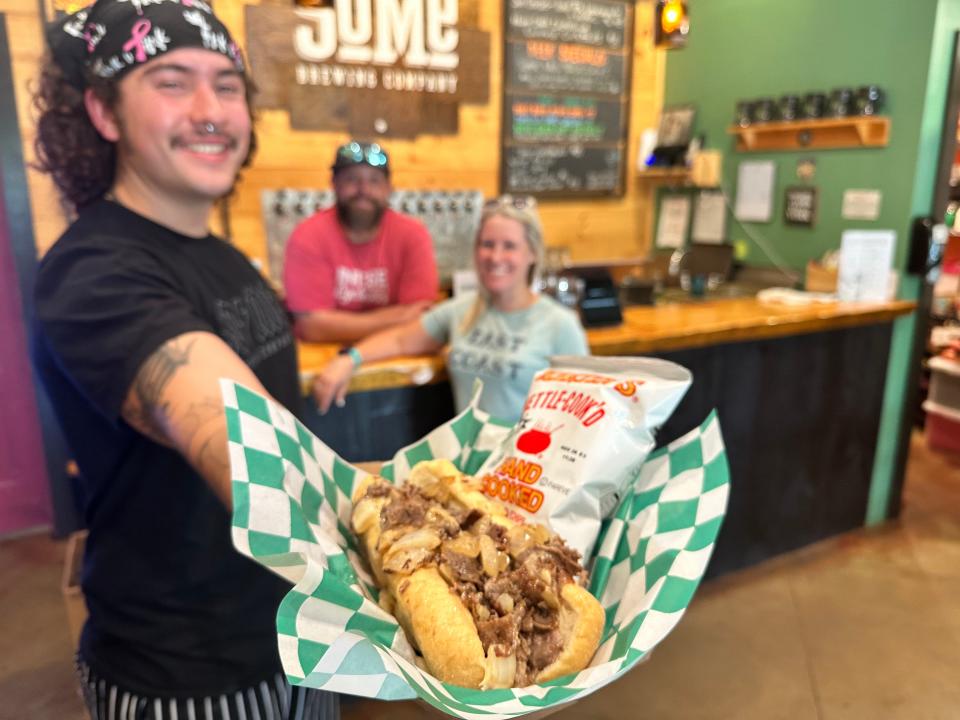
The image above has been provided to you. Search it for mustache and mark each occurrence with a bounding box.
[171,135,241,150]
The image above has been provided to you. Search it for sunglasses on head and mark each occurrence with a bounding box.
[484,194,538,211]
[336,141,389,169]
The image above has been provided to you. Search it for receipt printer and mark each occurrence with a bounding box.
[575,267,623,328]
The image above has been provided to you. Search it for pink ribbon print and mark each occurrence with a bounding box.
[122,19,152,63]
[84,23,97,53]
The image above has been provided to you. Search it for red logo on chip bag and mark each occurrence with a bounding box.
[516,423,563,454]
[614,381,638,397]
[517,428,550,454]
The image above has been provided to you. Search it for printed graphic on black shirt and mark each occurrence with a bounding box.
[214,284,292,368]
[448,326,525,380]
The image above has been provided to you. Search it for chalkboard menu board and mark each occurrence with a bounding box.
[501,0,633,198]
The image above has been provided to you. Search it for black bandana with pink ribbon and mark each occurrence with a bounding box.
[47,0,245,90]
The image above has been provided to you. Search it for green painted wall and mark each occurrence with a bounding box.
[662,0,960,525]
[867,0,960,524]
[663,0,940,271]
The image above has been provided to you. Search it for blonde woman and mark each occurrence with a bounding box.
[313,195,589,423]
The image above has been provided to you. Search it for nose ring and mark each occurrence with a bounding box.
[203,122,217,134]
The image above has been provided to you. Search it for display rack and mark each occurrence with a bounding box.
[728,116,890,152]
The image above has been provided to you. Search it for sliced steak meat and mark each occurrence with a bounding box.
[476,612,522,655]
[530,603,559,632]
[381,486,430,529]
[486,522,509,550]
[458,507,483,530]
[514,564,547,602]
[365,482,392,498]
[542,539,583,579]
[514,633,534,687]
[529,628,564,671]
[442,548,484,586]
[483,572,516,597]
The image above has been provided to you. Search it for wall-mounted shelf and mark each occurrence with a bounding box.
[636,167,692,184]
[727,116,890,152]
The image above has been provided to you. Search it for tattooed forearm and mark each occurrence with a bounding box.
[194,428,231,492]
[181,397,231,490]
[123,338,196,446]
[119,331,268,509]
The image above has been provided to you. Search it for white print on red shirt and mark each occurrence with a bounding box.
[335,266,389,307]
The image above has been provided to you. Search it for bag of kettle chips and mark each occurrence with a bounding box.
[475,356,693,559]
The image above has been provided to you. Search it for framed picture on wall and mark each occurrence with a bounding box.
[784,185,818,227]
[657,104,696,148]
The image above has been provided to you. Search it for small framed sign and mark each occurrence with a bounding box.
[784,185,818,227]
[657,104,696,147]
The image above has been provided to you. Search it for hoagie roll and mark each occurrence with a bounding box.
[351,460,604,689]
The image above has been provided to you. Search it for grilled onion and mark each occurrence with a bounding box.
[506,523,552,558]
[426,506,461,536]
[376,527,406,554]
[480,647,517,690]
[541,586,560,610]
[387,527,441,554]
[495,593,515,615]
[443,533,480,558]
[407,465,453,502]
[479,534,509,578]
[351,498,380,535]
[381,547,435,575]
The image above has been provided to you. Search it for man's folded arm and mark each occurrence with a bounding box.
[293,302,430,343]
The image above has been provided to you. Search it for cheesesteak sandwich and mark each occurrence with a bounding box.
[350,459,604,689]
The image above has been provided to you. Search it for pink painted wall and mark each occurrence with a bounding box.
[0,188,52,535]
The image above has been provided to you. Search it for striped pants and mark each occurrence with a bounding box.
[76,657,340,720]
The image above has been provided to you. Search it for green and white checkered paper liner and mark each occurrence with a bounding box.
[222,380,729,719]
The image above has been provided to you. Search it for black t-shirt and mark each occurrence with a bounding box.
[33,199,301,697]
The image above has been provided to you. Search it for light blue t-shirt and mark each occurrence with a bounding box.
[421,293,589,423]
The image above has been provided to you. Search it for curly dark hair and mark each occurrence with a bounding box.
[33,57,259,215]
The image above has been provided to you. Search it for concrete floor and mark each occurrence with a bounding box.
[2,431,959,720]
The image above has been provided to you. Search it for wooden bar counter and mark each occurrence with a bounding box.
[297,297,915,388]
[299,296,915,579]
[585,297,915,354]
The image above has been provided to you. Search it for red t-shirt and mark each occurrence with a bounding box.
[283,207,439,313]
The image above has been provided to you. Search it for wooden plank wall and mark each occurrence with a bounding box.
[13,0,664,265]
[4,0,69,257]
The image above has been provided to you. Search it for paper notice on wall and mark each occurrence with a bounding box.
[837,230,896,302]
[842,189,882,220]
[452,269,479,297]
[656,195,691,248]
[734,160,776,222]
[691,191,727,244]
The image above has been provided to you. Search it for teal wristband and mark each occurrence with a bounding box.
[346,346,363,368]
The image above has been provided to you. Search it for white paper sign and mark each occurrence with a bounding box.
[452,269,478,296]
[842,189,882,220]
[837,230,896,302]
[692,191,727,244]
[656,195,691,248]
[734,160,776,222]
